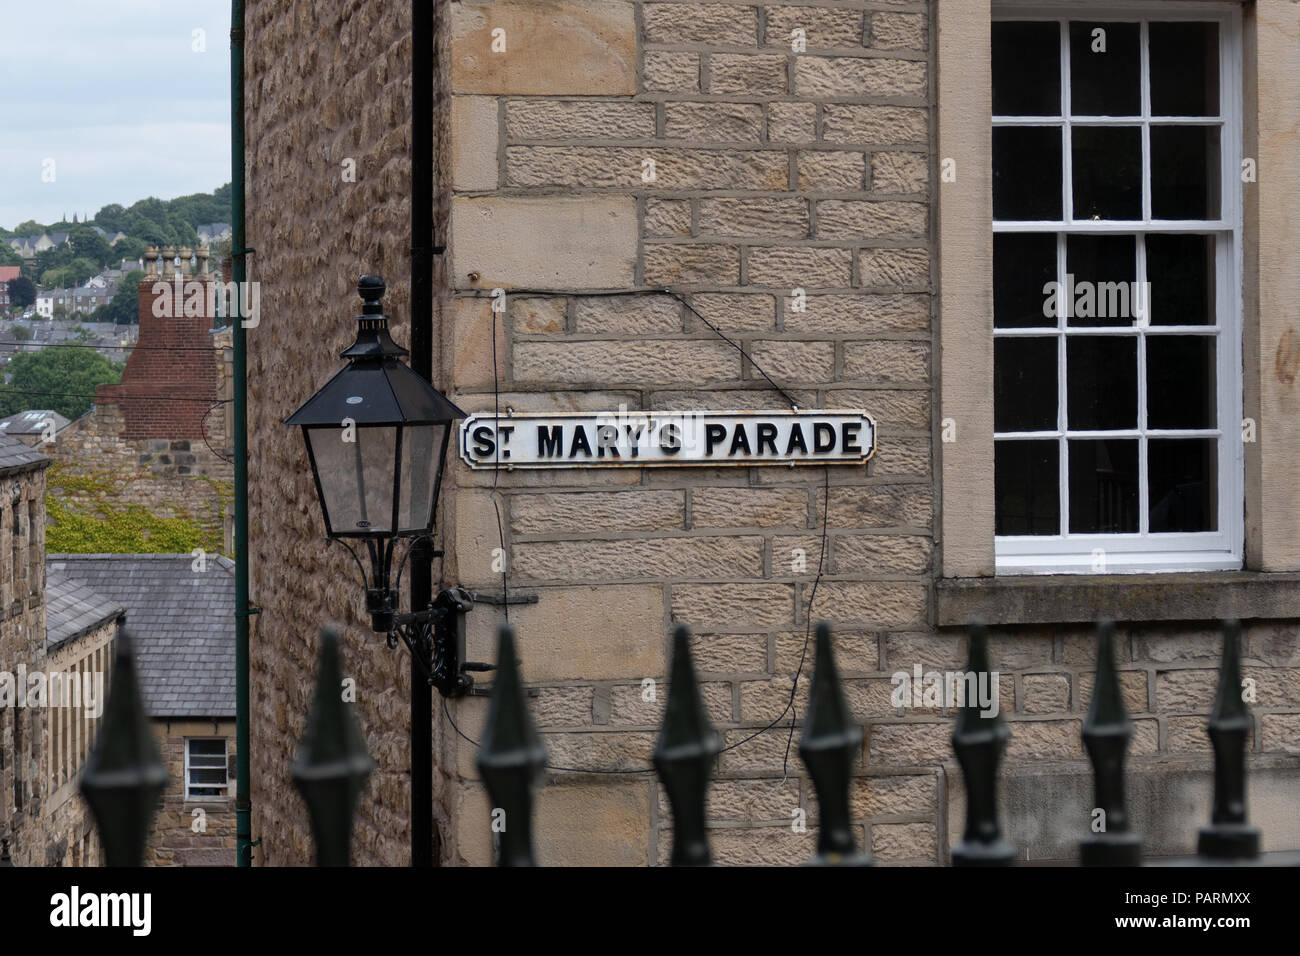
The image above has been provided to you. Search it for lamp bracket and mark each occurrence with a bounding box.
[388,587,483,698]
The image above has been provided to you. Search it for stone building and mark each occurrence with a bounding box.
[0,434,114,867]
[48,244,235,556]
[48,553,238,867]
[242,0,1300,865]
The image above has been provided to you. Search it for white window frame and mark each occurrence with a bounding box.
[184,737,230,801]
[992,1,1243,574]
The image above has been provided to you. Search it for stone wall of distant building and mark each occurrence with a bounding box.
[0,459,53,866]
[47,262,235,555]
[145,718,238,866]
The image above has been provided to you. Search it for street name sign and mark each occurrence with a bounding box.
[459,409,875,470]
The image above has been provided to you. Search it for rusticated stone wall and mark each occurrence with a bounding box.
[243,0,454,866]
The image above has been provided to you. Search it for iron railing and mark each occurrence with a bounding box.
[66,616,1299,866]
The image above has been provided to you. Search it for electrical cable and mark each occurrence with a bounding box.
[444,285,834,776]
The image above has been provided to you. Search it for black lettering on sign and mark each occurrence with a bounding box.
[705,423,727,455]
[538,425,563,458]
[756,422,778,456]
[842,422,862,455]
[569,425,593,458]
[624,424,643,459]
[597,424,620,458]
[814,422,835,453]
[497,426,514,459]
[786,423,808,455]
[660,423,681,455]
[472,425,495,458]
[729,423,752,456]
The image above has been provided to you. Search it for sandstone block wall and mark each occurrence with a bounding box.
[238,0,1300,866]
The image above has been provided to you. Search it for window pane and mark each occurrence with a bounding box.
[993,22,1061,116]
[189,739,225,755]
[1147,336,1216,429]
[1069,439,1138,533]
[996,440,1060,535]
[994,127,1062,220]
[1069,21,1140,116]
[190,769,228,785]
[1149,438,1216,532]
[1067,336,1137,429]
[1146,234,1215,325]
[1065,234,1136,327]
[1151,126,1221,220]
[1150,22,1219,117]
[995,233,1057,328]
[995,338,1057,431]
[1072,127,1142,220]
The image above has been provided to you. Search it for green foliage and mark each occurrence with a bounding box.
[40,257,98,290]
[69,227,112,268]
[11,325,32,341]
[45,465,230,555]
[6,276,36,309]
[100,270,144,325]
[0,244,21,267]
[113,236,147,262]
[6,184,232,266]
[0,345,122,420]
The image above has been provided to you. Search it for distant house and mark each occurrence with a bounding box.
[0,410,70,446]
[0,266,19,311]
[88,226,127,245]
[70,284,113,313]
[46,553,237,867]
[195,223,231,243]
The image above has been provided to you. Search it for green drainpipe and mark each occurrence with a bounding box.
[231,0,254,868]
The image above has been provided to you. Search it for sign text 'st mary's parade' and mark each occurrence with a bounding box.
[460,409,876,470]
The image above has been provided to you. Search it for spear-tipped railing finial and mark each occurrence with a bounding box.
[653,625,720,866]
[1080,618,1142,866]
[799,622,871,866]
[477,625,547,866]
[80,631,168,866]
[951,620,1016,866]
[1197,619,1260,860]
[291,626,376,866]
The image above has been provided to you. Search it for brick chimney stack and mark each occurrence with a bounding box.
[94,243,223,439]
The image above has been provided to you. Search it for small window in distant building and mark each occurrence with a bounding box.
[185,738,229,800]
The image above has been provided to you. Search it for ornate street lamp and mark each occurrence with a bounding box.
[287,275,477,697]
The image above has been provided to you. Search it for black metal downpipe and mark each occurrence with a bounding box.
[409,0,436,869]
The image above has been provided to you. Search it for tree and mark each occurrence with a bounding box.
[0,244,21,268]
[100,270,145,325]
[52,303,69,321]
[6,276,36,310]
[69,227,112,268]
[11,325,32,342]
[0,346,123,421]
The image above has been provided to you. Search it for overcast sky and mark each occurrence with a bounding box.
[0,0,231,230]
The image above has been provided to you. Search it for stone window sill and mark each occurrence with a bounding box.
[935,571,1300,627]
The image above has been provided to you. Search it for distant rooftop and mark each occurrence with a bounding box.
[45,571,123,651]
[47,553,235,718]
[0,432,50,475]
[0,409,70,436]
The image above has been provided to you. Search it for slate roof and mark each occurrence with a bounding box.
[0,432,50,475]
[46,553,236,718]
[0,410,70,437]
[45,571,123,651]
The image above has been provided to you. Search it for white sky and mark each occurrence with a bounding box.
[0,0,232,229]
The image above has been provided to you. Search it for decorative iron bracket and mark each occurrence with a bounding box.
[387,587,488,698]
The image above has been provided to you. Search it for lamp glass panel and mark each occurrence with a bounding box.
[397,423,445,534]
[308,425,398,535]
